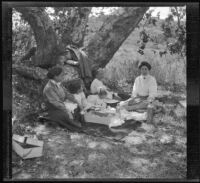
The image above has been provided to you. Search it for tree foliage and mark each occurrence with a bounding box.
[136,7,186,57]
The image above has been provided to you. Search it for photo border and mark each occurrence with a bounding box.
[2,1,200,181]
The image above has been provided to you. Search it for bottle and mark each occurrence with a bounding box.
[146,103,154,123]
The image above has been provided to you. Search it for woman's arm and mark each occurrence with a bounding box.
[44,87,69,112]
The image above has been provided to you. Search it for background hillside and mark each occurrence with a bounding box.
[84,13,186,94]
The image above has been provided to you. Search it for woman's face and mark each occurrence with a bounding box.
[140,65,149,76]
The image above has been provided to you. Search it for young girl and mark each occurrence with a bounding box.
[64,79,92,114]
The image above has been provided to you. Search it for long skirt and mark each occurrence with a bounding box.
[45,102,82,131]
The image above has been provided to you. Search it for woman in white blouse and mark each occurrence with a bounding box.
[120,61,157,111]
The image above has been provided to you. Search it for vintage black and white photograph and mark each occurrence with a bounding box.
[11,4,187,179]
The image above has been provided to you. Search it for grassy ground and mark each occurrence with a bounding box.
[12,91,186,180]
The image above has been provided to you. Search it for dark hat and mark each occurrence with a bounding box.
[138,61,151,70]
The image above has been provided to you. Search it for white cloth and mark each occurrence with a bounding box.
[63,100,77,119]
[120,109,147,121]
[131,75,157,101]
[74,92,87,108]
[90,79,107,94]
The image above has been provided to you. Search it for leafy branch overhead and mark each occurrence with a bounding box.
[136,7,186,56]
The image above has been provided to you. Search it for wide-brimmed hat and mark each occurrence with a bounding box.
[138,61,151,70]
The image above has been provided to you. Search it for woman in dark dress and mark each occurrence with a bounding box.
[43,66,82,131]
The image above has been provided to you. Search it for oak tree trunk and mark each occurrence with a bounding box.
[86,7,148,69]
[15,7,60,68]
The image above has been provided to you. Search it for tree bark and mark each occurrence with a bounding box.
[15,7,60,68]
[12,64,48,81]
[61,7,92,47]
[85,7,148,69]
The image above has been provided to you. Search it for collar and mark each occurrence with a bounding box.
[141,74,150,80]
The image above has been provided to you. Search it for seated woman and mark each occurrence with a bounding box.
[43,66,82,131]
[87,89,108,110]
[90,69,120,100]
[120,61,157,111]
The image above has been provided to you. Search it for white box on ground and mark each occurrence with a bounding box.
[12,134,44,159]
